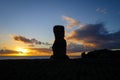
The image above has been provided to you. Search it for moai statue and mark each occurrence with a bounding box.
[50,25,69,60]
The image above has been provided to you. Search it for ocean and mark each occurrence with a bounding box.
[0,56,81,60]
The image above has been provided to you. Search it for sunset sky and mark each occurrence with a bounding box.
[0,0,120,57]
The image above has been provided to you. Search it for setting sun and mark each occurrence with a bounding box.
[16,48,29,54]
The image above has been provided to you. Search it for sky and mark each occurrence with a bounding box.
[0,0,120,56]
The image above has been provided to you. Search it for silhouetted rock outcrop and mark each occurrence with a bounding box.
[82,49,120,59]
[50,25,69,60]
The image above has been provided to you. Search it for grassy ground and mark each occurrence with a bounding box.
[0,58,120,80]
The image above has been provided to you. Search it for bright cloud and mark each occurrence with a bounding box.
[62,16,79,28]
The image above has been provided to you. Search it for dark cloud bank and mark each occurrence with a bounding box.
[12,35,51,46]
[67,23,120,52]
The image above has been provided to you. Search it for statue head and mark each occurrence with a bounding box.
[53,25,65,39]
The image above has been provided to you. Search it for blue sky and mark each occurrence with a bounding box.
[0,0,120,51]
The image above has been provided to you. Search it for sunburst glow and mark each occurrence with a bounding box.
[16,47,29,55]
[17,48,28,53]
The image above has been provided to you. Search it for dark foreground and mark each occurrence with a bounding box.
[0,58,120,80]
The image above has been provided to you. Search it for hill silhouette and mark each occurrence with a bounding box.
[81,49,120,59]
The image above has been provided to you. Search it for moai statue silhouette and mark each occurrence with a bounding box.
[50,25,69,60]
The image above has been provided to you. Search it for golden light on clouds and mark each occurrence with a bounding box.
[62,16,79,29]
[66,30,97,48]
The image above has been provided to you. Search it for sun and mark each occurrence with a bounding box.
[16,47,29,54]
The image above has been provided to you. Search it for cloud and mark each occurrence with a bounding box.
[11,35,51,46]
[13,35,33,44]
[67,42,84,52]
[67,42,97,53]
[62,16,79,28]
[0,49,17,54]
[28,48,52,55]
[96,8,107,14]
[62,16,120,52]
[65,19,120,52]
[0,48,52,55]
[29,48,52,52]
